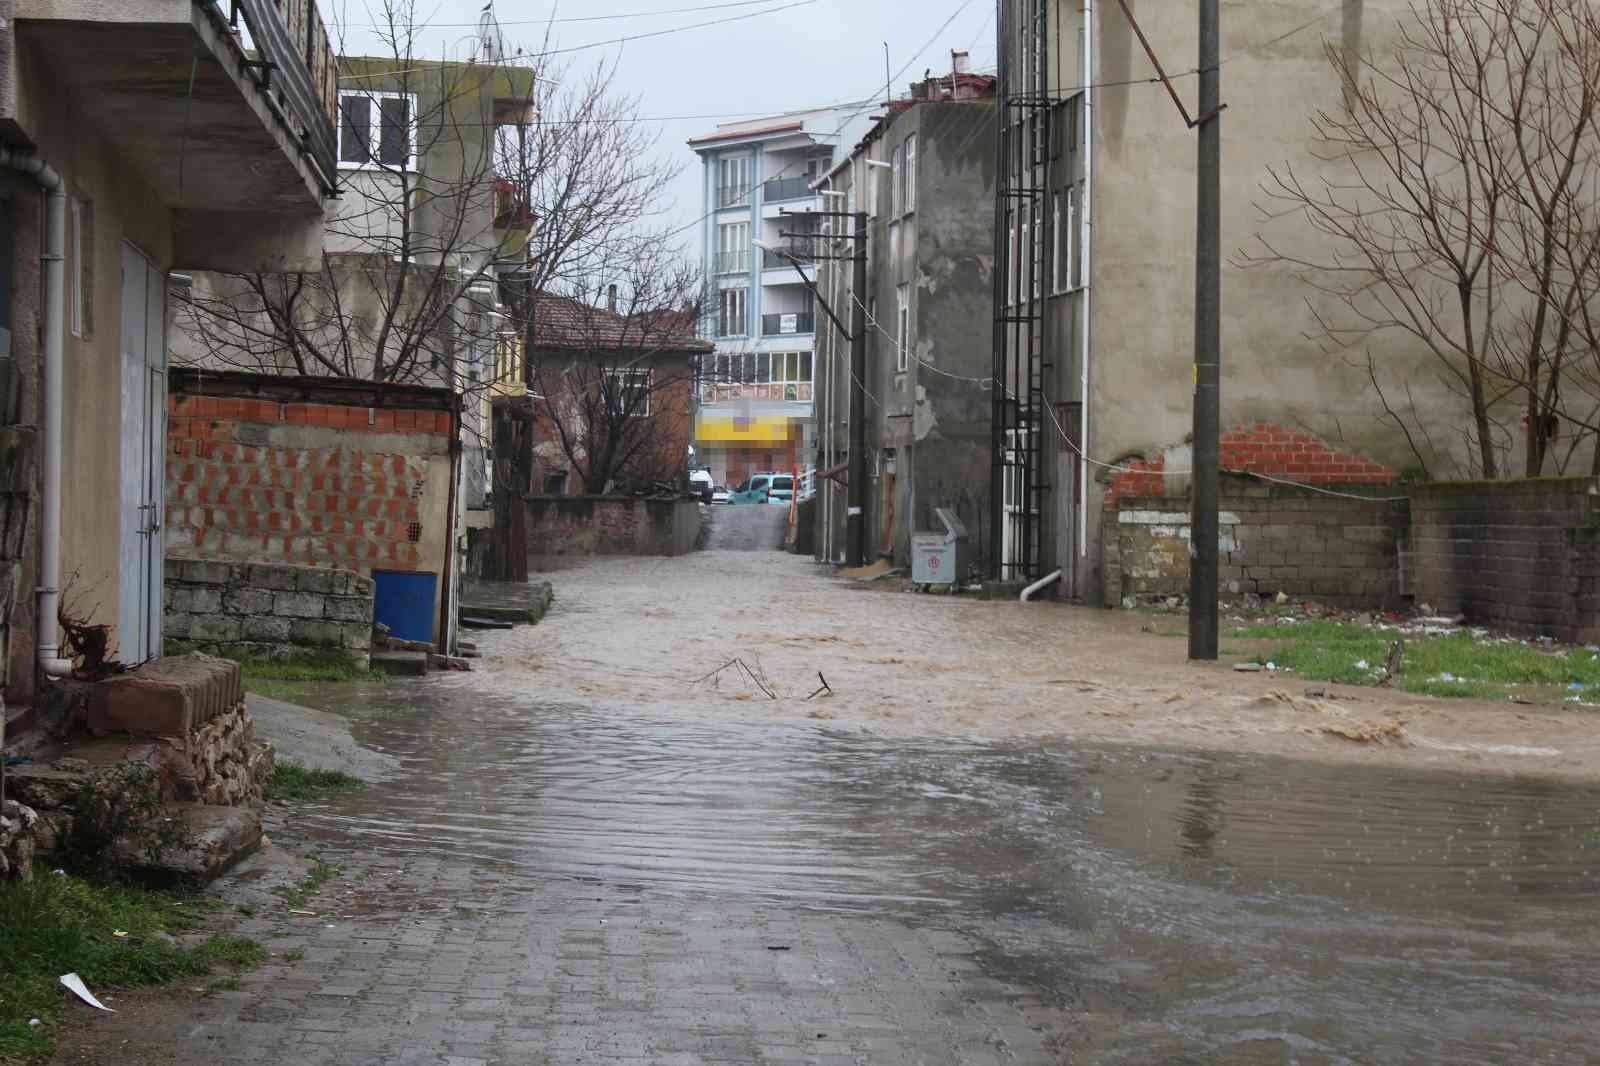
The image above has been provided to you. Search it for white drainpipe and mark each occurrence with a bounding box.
[1,148,73,679]
[1020,568,1062,602]
[1079,0,1095,562]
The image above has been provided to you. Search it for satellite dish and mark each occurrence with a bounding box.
[477,2,507,64]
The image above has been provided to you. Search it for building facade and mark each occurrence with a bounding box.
[992,0,1501,605]
[813,65,998,570]
[687,104,873,489]
[0,0,338,703]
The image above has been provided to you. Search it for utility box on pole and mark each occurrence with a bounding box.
[912,508,969,585]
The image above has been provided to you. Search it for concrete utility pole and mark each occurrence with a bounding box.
[1188,0,1221,660]
[847,209,868,567]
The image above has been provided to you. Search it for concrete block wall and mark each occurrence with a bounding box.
[1411,478,1600,642]
[165,394,451,574]
[1103,481,1408,607]
[525,497,702,557]
[164,558,374,665]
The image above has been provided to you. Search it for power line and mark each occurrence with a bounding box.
[335,0,799,29]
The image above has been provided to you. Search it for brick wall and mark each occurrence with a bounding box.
[164,559,374,665]
[525,497,702,557]
[1103,479,1408,607]
[165,393,452,575]
[1105,422,1397,507]
[1411,478,1600,642]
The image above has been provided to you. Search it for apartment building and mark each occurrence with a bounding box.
[687,103,873,488]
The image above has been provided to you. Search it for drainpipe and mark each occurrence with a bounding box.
[1,148,73,679]
[1020,568,1062,602]
[1079,0,1095,564]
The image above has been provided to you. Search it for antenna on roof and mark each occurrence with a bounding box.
[883,42,891,108]
[478,2,508,64]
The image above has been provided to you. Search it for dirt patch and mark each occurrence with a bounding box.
[454,552,1600,782]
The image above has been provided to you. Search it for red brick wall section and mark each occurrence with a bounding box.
[165,395,450,571]
[1104,422,1397,507]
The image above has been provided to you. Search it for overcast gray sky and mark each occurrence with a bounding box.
[329,0,997,244]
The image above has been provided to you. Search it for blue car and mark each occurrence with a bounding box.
[728,472,794,505]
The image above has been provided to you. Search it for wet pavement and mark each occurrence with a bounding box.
[54,537,1600,1065]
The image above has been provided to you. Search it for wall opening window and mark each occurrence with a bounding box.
[1068,185,1082,289]
[718,287,748,337]
[716,222,749,273]
[607,368,652,416]
[896,284,910,372]
[718,155,752,208]
[338,91,416,169]
[70,197,93,338]
[903,133,917,213]
[890,142,904,216]
[543,471,568,495]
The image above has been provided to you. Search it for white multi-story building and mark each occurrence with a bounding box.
[687,104,873,488]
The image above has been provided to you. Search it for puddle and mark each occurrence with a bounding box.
[286,684,1600,1064]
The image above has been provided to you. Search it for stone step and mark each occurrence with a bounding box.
[129,804,262,882]
[459,615,515,630]
[89,654,243,738]
[459,605,536,625]
[371,650,429,676]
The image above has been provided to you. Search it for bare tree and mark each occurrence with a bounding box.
[525,251,707,496]
[173,0,534,392]
[1243,0,1600,479]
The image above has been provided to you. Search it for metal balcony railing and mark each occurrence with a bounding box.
[717,184,751,208]
[223,0,340,191]
[714,249,751,274]
[763,176,816,202]
[761,312,815,336]
[761,247,818,271]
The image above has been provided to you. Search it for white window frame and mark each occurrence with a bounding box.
[69,197,86,338]
[719,287,748,337]
[904,133,917,214]
[607,368,652,417]
[896,284,911,372]
[338,90,417,171]
[717,221,749,274]
[718,155,752,208]
[890,143,903,216]
[1020,219,1031,304]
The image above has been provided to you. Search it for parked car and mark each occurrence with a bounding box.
[711,485,731,504]
[688,467,714,503]
[729,472,795,505]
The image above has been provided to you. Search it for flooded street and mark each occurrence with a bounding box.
[56,518,1600,1064]
[271,685,1600,1063]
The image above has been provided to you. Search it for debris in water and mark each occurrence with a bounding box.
[1233,662,1264,672]
[1322,719,1408,745]
[805,673,832,701]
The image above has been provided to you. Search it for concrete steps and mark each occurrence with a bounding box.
[371,650,429,676]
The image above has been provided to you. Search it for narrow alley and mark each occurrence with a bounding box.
[45,514,1600,1065]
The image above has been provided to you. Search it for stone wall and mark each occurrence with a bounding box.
[1411,478,1600,642]
[1104,480,1409,607]
[164,558,373,665]
[525,496,702,557]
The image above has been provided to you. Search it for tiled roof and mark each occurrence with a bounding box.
[531,294,712,353]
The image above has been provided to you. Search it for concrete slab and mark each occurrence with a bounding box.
[88,654,243,737]
[121,804,262,881]
[458,579,555,626]
[245,695,400,784]
[370,651,428,677]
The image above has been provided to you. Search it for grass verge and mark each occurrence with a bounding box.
[265,762,365,804]
[1232,621,1600,701]
[0,875,261,1059]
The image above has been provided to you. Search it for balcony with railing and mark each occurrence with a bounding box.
[761,247,820,271]
[714,249,751,274]
[762,175,816,203]
[761,312,815,337]
[16,0,340,270]
[718,184,752,209]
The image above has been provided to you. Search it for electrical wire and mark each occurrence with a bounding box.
[336,0,800,29]
[834,289,1407,501]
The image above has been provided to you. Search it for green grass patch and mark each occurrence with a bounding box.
[235,653,374,684]
[264,762,365,804]
[272,858,342,911]
[1232,622,1600,700]
[0,875,261,1058]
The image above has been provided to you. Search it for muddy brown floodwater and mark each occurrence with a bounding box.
[475,519,1600,783]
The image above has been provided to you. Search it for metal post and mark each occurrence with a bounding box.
[1188,0,1221,660]
[847,210,868,567]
